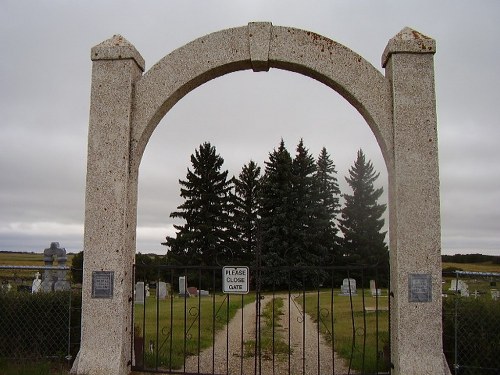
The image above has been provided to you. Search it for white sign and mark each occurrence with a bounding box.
[222,266,249,294]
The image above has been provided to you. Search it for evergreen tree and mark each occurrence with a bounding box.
[290,140,328,286]
[233,160,261,265]
[290,140,320,265]
[314,147,342,264]
[339,149,388,284]
[259,139,294,288]
[162,142,234,268]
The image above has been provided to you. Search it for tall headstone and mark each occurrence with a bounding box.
[135,282,144,304]
[179,276,187,296]
[157,282,167,300]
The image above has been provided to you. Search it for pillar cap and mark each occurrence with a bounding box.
[382,27,435,68]
[91,34,145,72]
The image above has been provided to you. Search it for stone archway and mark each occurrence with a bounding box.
[72,23,449,375]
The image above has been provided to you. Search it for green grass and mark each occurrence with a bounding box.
[134,293,253,370]
[300,289,390,373]
[244,296,290,359]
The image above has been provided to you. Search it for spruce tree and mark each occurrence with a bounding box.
[233,160,261,265]
[259,139,294,288]
[162,142,234,267]
[314,147,342,264]
[290,140,327,286]
[290,140,320,264]
[339,149,388,283]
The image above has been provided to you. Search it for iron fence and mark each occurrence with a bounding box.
[132,264,391,375]
[0,265,82,365]
[442,271,500,375]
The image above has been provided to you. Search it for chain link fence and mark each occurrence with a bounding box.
[0,265,82,365]
[443,271,500,375]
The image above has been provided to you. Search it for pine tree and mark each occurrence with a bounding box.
[314,147,342,264]
[233,160,261,265]
[339,149,388,284]
[162,142,234,267]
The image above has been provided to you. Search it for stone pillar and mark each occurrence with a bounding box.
[71,35,144,375]
[383,28,450,374]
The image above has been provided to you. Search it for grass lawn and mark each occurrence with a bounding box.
[300,289,390,373]
[134,293,253,370]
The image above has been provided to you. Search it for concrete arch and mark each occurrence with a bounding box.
[74,24,447,375]
[130,23,392,173]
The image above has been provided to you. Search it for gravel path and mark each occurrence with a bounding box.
[184,293,350,375]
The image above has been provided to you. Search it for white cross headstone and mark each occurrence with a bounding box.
[32,271,42,293]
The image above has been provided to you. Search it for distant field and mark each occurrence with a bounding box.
[1,251,498,272]
[442,261,500,273]
[0,252,75,266]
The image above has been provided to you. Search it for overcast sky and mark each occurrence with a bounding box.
[1,1,499,256]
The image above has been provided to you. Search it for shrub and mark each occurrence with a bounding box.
[443,296,500,373]
[0,291,81,361]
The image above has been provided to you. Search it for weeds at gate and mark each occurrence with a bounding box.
[244,297,290,359]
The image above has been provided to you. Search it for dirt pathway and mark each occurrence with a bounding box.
[183,293,350,375]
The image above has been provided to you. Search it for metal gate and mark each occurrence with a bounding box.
[131,264,390,375]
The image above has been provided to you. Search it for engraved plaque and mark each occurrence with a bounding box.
[92,271,114,299]
[409,273,432,302]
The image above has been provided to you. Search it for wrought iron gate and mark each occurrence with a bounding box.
[132,264,390,375]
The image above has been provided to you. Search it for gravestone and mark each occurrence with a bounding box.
[340,278,357,296]
[187,286,197,296]
[178,276,188,297]
[157,282,167,300]
[370,279,381,297]
[32,271,42,293]
[135,282,145,304]
[491,289,499,301]
[145,284,150,297]
[199,290,209,296]
[449,279,469,297]
[41,242,70,292]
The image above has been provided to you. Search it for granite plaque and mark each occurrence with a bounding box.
[92,271,114,299]
[408,273,432,302]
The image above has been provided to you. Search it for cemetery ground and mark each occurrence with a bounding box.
[1,251,499,374]
[133,289,389,374]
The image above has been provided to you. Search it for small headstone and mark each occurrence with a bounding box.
[491,289,499,301]
[145,284,150,297]
[339,278,357,296]
[449,279,469,297]
[179,276,188,297]
[157,282,167,300]
[370,279,381,297]
[187,286,198,296]
[135,282,145,304]
[32,272,42,294]
[199,290,209,296]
